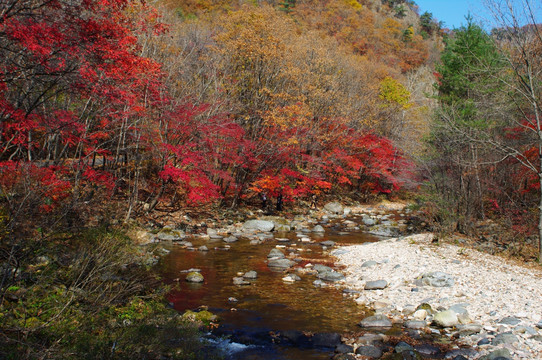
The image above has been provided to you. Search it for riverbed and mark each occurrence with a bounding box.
[159,221,383,359]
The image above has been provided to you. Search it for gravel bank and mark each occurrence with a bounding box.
[335,233,542,359]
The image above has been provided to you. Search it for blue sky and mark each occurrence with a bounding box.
[414,0,493,29]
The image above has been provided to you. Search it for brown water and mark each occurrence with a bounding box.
[159,217,387,359]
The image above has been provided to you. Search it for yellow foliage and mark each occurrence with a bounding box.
[344,0,362,11]
[379,76,412,109]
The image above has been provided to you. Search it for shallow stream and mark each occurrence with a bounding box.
[159,216,393,359]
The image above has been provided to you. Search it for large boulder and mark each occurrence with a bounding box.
[324,202,344,214]
[155,228,186,241]
[261,216,291,232]
[243,219,275,232]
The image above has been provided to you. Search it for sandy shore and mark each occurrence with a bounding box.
[335,233,542,359]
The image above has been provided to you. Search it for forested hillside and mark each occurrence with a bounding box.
[0,0,441,237]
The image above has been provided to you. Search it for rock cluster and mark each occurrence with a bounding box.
[336,233,542,360]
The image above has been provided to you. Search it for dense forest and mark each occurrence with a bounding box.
[0,0,541,358]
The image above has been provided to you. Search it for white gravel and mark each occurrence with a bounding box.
[335,233,542,359]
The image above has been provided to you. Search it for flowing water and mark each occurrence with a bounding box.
[159,217,391,359]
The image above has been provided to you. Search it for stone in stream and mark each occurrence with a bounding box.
[420,272,454,287]
[362,216,376,226]
[357,333,384,345]
[198,245,209,252]
[364,280,388,290]
[223,236,238,243]
[312,225,325,233]
[280,330,311,347]
[335,343,354,354]
[332,355,355,360]
[268,258,295,270]
[433,310,459,328]
[324,202,344,214]
[243,219,274,232]
[185,272,204,283]
[232,277,250,285]
[282,274,301,282]
[404,320,427,330]
[359,314,392,329]
[414,344,441,357]
[311,332,342,348]
[355,345,382,358]
[313,264,333,273]
[313,279,326,287]
[261,216,291,232]
[320,240,335,247]
[267,248,285,259]
[274,223,291,232]
[243,270,257,279]
[536,319,542,329]
[317,269,345,282]
[395,341,414,353]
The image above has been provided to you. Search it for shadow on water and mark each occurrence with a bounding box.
[159,217,389,359]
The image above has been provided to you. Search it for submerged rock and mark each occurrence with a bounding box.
[359,314,392,329]
[268,248,285,259]
[243,270,258,279]
[312,332,342,348]
[223,236,238,243]
[268,258,295,270]
[233,277,250,285]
